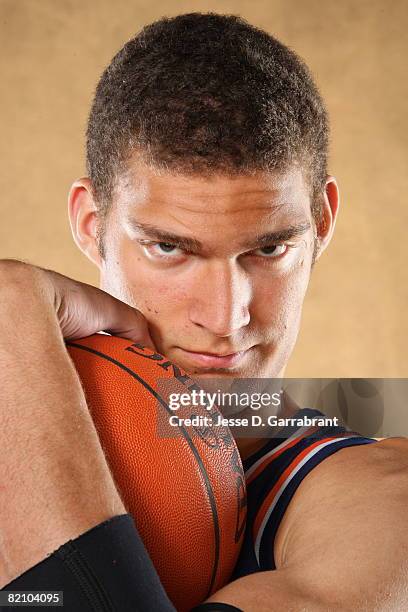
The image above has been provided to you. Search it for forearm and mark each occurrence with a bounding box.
[205,566,405,612]
[0,261,125,585]
[204,569,333,612]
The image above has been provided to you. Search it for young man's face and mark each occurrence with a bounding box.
[70,156,338,380]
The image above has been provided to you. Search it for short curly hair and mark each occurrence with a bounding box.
[86,12,329,225]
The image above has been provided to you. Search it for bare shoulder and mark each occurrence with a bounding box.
[273,437,408,607]
[374,435,408,459]
[277,436,408,522]
[276,436,408,551]
[314,435,408,477]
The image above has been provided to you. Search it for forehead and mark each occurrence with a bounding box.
[112,157,312,240]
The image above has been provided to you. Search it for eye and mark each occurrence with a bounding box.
[156,242,178,254]
[141,241,185,260]
[253,244,288,258]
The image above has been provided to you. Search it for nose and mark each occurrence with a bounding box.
[189,260,251,337]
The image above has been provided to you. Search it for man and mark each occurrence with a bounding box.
[1,12,407,611]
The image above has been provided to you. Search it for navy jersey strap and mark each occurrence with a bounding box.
[233,408,377,578]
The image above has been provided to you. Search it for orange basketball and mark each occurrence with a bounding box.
[67,333,246,611]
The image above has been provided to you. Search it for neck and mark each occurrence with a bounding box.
[235,389,300,461]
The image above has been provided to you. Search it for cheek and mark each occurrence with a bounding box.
[109,239,189,316]
[101,236,147,307]
[141,284,189,321]
[252,260,311,333]
[251,237,313,321]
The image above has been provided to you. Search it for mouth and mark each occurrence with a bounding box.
[175,347,250,369]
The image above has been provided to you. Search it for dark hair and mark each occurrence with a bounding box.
[86,12,329,225]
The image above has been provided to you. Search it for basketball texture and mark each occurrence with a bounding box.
[67,333,246,611]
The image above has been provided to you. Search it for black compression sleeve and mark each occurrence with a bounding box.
[191,604,244,611]
[1,514,175,612]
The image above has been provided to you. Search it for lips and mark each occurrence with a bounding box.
[176,348,248,369]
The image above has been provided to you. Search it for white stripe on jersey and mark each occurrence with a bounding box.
[245,426,312,480]
[254,436,352,563]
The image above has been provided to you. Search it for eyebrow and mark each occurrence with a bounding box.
[128,220,312,254]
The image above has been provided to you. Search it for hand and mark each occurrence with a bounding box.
[1,259,155,346]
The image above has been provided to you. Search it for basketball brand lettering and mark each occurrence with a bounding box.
[192,419,219,448]
[126,344,191,385]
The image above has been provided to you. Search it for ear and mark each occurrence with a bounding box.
[313,176,340,262]
[68,178,103,268]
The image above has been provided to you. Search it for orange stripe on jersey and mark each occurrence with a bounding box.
[246,426,319,486]
[252,435,341,539]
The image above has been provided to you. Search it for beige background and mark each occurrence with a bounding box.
[1,0,407,377]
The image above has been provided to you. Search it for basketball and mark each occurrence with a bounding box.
[66,333,246,611]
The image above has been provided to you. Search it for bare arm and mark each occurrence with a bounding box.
[205,438,408,611]
[0,260,153,586]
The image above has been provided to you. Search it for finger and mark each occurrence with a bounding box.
[104,310,156,349]
[91,292,154,348]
